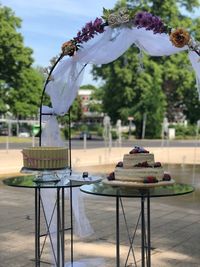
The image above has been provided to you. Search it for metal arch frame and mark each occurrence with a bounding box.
[38,53,72,169]
[35,55,74,266]
[37,47,87,266]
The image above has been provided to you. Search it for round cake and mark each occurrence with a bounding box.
[22,147,68,170]
[105,146,174,187]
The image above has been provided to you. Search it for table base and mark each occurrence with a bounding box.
[116,191,151,267]
[35,186,74,267]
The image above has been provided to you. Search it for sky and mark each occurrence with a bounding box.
[1,0,200,85]
[1,0,117,85]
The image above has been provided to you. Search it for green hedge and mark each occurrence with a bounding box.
[169,124,197,138]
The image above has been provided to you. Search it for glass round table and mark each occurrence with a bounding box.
[3,174,84,188]
[3,173,99,267]
[80,182,194,267]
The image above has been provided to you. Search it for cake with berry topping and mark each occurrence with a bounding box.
[106,146,173,185]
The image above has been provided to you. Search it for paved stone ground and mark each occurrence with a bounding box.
[0,147,200,267]
[1,181,200,267]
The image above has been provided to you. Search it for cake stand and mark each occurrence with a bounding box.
[20,167,71,183]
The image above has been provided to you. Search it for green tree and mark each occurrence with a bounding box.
[8,68,43,118]
[80,84,96,90]
[70,96,83,122]
[59,95,83,127]
[149,0,200,123]
[89,88,104,114]
[94,48,166,138]
[0,5,43,118]
[92,0,200,137]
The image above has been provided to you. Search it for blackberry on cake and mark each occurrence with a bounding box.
[107,172,115,181]
[162,173,172,181]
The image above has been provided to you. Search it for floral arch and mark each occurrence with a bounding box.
[40,7,200,146]
[38,7,200,262]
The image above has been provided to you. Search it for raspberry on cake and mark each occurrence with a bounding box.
[143,176,158,183]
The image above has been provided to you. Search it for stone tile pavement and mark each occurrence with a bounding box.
[1,173,200,267]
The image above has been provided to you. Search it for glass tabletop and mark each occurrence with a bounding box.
[80,182,194,198]
[3,175,86,189]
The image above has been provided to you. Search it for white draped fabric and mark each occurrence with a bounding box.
[41,117,94,266]
[43,26,199,126]
[189,51,200,97]
[40,25,200,267]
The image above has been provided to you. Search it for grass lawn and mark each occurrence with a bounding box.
[0,136,34,143]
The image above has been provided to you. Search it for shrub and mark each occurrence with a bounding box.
[169,124,197,138]
[111,130,118,140]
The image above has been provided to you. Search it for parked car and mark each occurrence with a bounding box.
[0,127,8,136]
[18,130,30,138]
[79,131,92,140]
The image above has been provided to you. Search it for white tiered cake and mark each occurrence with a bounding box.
[104,146,173,187]
[115,147,164,182]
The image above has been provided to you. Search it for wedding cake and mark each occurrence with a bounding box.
[107,146,172,184]
[22,147,68,170]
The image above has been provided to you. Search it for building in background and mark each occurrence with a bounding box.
[78,89,103,124]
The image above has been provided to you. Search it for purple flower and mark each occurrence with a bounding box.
[134,11,166,34]
[93,18,104,33]
[74,17,105,44]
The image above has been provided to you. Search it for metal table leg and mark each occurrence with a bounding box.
[141,191,151,267]
[116,195,120,267]
[70,184,73,266]
[61,188,65,267]
[141,195,145,267]
[115,195,150,267]
[57,189,60,267]
[57,187,66,267]
[120,197,138,267]
[34,187,68,267]
[35,188,41,267]
[147,192,151,267]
